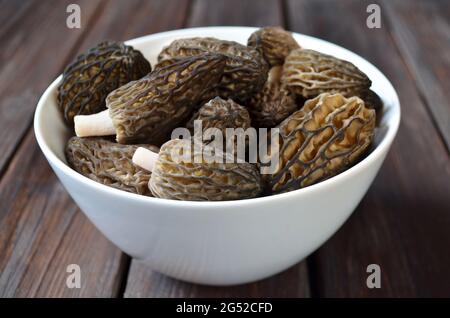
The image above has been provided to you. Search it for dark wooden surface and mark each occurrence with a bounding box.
[0,0,449,297]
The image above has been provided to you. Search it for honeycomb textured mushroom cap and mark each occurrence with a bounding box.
[281,49,371,98]
[247,26,300,67]
[186,97,251,139]
[265,93,376,193]
[66,137,158,195]
[106,53,226,145]
[157,37,268,102]
[248,66,297,128]
[149,139,263,201]
[58,41,151,126]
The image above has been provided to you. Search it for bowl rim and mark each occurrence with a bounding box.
[34,26,401,208]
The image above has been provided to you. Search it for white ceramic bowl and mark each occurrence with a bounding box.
[34,27,400,286]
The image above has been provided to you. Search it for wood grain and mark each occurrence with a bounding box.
[0,0,37,41]
[123,0,311,298]
[187,0,283,27]
[0,0,103,176]
[1,0,449,298]
[74,0,191,52]
[0,0,190,297]
[383,0,450,152]
[0,132,126,297]
[34,211,128,297]
[286,0,450,297]
[125,260,310,298]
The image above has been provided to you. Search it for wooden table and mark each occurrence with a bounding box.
[1,0,449,298]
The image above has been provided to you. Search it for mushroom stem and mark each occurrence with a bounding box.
[268,65,283,83]
[74,110,115,137]
[132,147,159,172]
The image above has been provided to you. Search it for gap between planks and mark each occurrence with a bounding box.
[0,0,107,180]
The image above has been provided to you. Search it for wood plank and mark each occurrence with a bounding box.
[74,0,191,52]
[286,0,450,297]
[0,132,126,297]
[125,260,309,298]
[34,211,128,297]
[0,0,190,297]
[0,0,37,41]
[383,0,450,151]
[124,0,311,298]
[187,0,283,27]
[0,0,103,175]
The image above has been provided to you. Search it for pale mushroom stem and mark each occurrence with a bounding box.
[132,147,159,172]
[268,65,283,83]
[74,110,116,137]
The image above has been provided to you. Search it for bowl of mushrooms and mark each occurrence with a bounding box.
[34,27,400,285]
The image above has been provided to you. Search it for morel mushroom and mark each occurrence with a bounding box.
[247,66,297,128]
[186,97,251,142]
[132,139,263,201]
[247,26,300,67]
[74,53,226,145]
[264,93,376,193]
[281,49,371,98]
[66,137,158,195]
[363,90,383,114]
[157,37,268,102]
[58,41,151,126]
